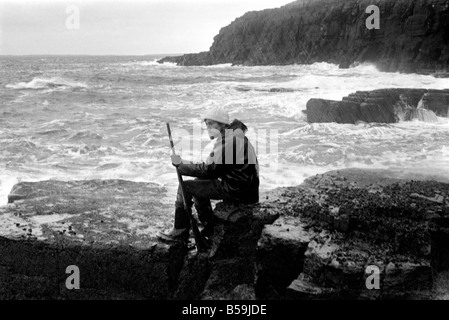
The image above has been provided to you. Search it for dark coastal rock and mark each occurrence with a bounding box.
[158,0,449,76]
[175,202,279,300]
[257,169,449,300]
[1,169,448,299]
[307,99,367,124]
[0,180,181,299]
[307,88,449,123]
[0,180,280,300]
[255,216,311,299]
[158,52,212,66]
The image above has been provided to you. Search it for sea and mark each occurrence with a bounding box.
[1,54,449,205]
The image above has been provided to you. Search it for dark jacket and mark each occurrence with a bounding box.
[178,120,259,204]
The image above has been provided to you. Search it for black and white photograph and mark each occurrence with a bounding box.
[0,0,448,308]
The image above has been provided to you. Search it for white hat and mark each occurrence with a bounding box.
[202,106,230,125]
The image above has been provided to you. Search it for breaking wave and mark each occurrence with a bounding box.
[1,55,449,206]
[120,59,178,67]
[5,77,88,90]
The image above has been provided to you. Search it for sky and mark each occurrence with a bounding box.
[0,0,295,55]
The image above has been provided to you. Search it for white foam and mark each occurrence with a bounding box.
[199,63,233,68]
[2,61,449,211]
[6,77,88,90]
[120,59,178,67]
[29,213,79,225]
[0,175,18,205]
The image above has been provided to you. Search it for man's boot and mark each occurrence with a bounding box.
[157,206,190,243]
[157,228,189,243]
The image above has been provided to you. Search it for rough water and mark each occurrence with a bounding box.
[1,55,449,205]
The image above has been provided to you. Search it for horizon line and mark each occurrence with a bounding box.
[0,53,188,57]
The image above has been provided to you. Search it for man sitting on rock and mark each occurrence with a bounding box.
[158,106,259,242]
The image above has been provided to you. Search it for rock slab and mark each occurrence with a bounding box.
[257,169,449,299]
[307,88,449,123]
[0,179,183,299]
[1,169,449,300]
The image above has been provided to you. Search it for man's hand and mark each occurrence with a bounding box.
[171,154,182,167]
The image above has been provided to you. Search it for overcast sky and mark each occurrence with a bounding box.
[0,0,295,55]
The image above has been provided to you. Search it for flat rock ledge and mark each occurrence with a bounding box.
[261,169,449,300]
[307,88,449,124]
[1,169,448,300]
[0,180,180,299]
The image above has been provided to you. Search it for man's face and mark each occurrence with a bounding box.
[205,119,223,139]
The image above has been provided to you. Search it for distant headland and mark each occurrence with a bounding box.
[158,0,449,76]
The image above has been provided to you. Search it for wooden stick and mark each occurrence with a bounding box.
[166,123,208,252]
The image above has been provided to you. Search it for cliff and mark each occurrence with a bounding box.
[1,169,448,299]
[158,0,449,75]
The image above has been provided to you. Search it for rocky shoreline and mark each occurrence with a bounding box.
[158,0,449,76]
[306,88,449,124]
[0,168,448,299]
